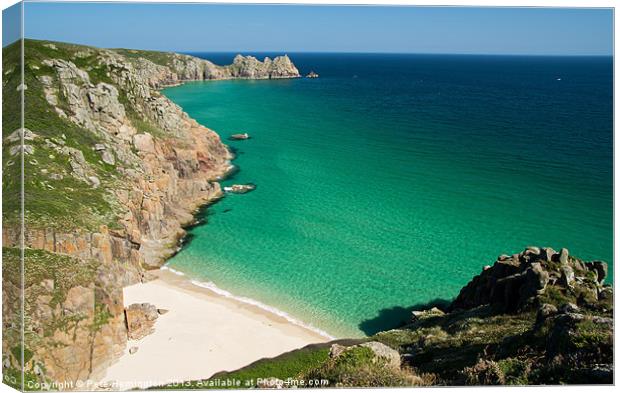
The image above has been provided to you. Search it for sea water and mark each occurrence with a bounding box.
[163,54,612,337]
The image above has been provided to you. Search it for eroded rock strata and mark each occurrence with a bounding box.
[1,39,300,387]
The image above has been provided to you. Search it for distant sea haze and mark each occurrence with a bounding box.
[164,53,613,338]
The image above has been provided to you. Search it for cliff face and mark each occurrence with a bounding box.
[1,39,300,388]
[115,50,301,83]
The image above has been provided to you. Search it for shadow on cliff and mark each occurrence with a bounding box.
[358,298,452,335]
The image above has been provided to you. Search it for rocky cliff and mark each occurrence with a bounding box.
[1,39,300,389]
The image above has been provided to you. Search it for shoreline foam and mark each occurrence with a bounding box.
[161,265,336,340]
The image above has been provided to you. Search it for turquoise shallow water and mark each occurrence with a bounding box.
[164,54,613,338]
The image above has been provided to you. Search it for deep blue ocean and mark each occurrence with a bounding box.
[165,53,613,337]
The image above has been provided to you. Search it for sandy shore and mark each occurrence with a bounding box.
[98,269,329,390]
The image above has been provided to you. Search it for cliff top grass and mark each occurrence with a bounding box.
[112,47,177,68]
[2,39,173,231]
[4,40,111,230]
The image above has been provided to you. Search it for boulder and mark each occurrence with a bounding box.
[411,306,444,321]
[536,303,558,324]
[329,344,346,358]
[330,341,401,370]
[101,150,115,165]
[6,127,37,143]
[525,246,541,255]
[88,176,101,188]
[559,265,575,288]
[560,303,579,314]
[598,286,613,301]
[451,246,608,313]
[125,303,158,340]
[559,248,569,265]
[541,247,557,262]
[587,261,608,284]
[133,133,155,153]
[359,341,401,370]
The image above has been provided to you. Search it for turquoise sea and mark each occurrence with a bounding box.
[163,54,613,338]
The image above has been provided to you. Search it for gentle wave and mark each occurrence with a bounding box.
[160,265,336,340]
[161,265,186,276]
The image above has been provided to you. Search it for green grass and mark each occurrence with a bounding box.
[112,48,176,68]
[2,247,101,339]
[156,345,330,389]
[572,319,612,350]
[3,41,119,230]
[2,247,98,302]
[1,40,155,231]
[304,346,420,387]
[2,39,213,230]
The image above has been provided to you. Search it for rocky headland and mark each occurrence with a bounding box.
[2,39,299,388]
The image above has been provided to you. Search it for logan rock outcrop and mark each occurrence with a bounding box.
[450,247,609,313]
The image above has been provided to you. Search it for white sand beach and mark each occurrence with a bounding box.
[98,270,329,390]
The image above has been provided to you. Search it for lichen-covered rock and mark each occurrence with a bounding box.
[360,341,401,370]
[330,341,401,370]
[411,307,445,322]
[125,303,159,340]
[451,247,608,313]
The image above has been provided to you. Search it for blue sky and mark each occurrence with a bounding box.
[4,2,614,55]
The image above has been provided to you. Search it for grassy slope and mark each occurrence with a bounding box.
[160,346,331,390]
[4,40,116,230]
[1,39,182,232]
[112,47,176,68]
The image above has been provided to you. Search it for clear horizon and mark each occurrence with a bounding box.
[2,3,613,56]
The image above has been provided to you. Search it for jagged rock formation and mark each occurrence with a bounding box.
[451,247,608,313]
[226,54,299,79]
[1,39,301,388]
[125,303,159,340]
